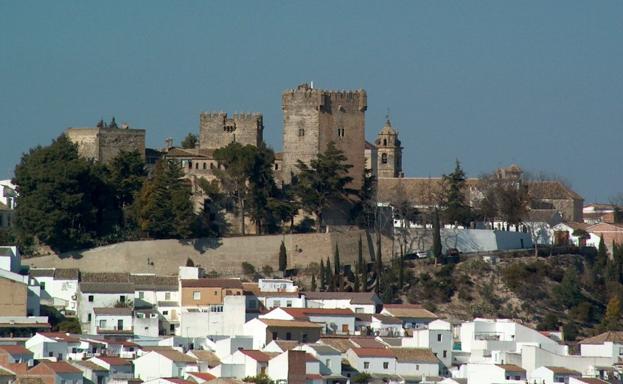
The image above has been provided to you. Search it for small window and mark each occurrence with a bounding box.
[443,350,447,358]
[286,332,292,340]
[298,128,305,137]
[87,314,92,322]
[286,300,292,307]
[48,352,54,357]
[193,291,201,300]
[363,362,370,369]
[337,128,345,137]
[138,292,144,299]
[437,334,442,342]
[40,282,45,290]
[302,333,308,343]
[274,300,281,307]
[383,138,387,146]
[275,163,279,170]
[210,163,214,170]
[381,153,388,164]
[203,163,206,170]
[272,331,278,340]
[120,295,125,303]
[383,362,389,369]
[165,292,171,300]
[170,324,175,331]
[163,310,169,316]
[416,364,419,371]
[88,295,94,302]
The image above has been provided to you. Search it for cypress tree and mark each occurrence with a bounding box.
[353,264,360,292]
[326,257,335,291]
[334,243,341,274]
[311,274,317,292]
[433,208,443,264]
[278,241,287,272]
[319,259,326,290]
[357,235,364,274]
[375,233,382,294]
[598,235,608,268]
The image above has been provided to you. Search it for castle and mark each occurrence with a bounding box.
[65,121,146,164]
[165,83,399,192]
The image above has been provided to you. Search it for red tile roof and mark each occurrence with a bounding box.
[239,350,276,363]
[189,372,217,381]
[350,348,395,358]
[30,361,81,374]
[181,279,243,289]
[94,356,132,366]
[38,332,80,343]
[0,345,33,356]
[350,338,386,349]
[281,308,354,320]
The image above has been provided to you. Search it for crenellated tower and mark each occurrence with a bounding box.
[375,118,403,178]
[281,83,367,189]
[199,112,263,150]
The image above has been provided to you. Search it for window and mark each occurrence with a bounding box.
[275,163,279,170]
[48,352,54,357]
[298,128,305,137]
[99,320,107,328]
[302,333,308,343]
[88,295,94,302]
[193,291,201,300]
[138,292,144,299]
[274,300,281,307]
[437,334,442,342]
[40,282,45,290]
[355,307,364,313]
[170,324,175,332]
[120,295,125,303]
[72,348,77,353]
[272,331,278,340]
[286,332,292,340]
[165,292,171,300]
[87,314,92,322]
[363,362,370,369]
[381,153,388,164]
[416,364,419,371]
[286,300,292,307]
[203,163,206,170]
[117,319,124,330]
[226,290,232,295]
[383,139,387,146]
[383,362,389,369]
[443,350,447,358]
[337,128,345,137]
[163,310,169,316]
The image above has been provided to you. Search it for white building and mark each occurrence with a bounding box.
[179,295,247,337]
[462,363,527,384]
[302,292,382,314]
[260,307,356,335]
[91,307,133,336]
[133,350,198,381]
[403,319,453,367]
[381,304,438,329]
[210,349,275,379]
[257,279,298,292]
[530,366,582,384]
[89,356,134,380]
[345,348,396,375]
[78,281,134,330]
[0,246,20,273]
[579,331,623,358]
[30,268,80,315]
[300,344,343,379]
[25,332,81,361]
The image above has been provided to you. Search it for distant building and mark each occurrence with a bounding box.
[65,121,145,164]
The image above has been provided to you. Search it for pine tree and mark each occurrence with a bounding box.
[311,274,317,292]
[278,241,287,272]
[441,159,470,225]
[319,259,326,290]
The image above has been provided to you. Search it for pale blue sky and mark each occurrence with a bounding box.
[1,1,622,202]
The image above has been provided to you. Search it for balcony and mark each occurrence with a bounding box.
[96,326,134,335]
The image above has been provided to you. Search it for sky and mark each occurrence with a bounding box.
[1,1,622,203]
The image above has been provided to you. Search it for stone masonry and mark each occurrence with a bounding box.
[65,126,146,163]
[281,83,367,189]
[199,112,263,150]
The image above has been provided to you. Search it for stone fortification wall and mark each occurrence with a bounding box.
[199,112,263,150]
[65,127,145,163]
[24,230,392,277]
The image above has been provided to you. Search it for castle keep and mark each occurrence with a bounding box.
[199,112,263,150]
[282,83,367,189]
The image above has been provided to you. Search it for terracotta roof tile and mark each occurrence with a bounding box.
[239,350,276,363]
[391,348,439,363]
[181,279,243,289]
[260,319,322,328]
[0,345,33,356]
[30,361,81,374]
[496,364,525,372]
[350,348,395,358]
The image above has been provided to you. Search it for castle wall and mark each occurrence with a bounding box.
[65,127,145,163]
[199,112,263,150]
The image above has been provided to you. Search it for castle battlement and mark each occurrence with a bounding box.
[200,112,262,121]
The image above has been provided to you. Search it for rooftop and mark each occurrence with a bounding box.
[181,279,243,289]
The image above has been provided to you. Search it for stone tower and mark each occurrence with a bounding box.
[282,83,367,189]
[375,118,403,178]
[199,112,263,150]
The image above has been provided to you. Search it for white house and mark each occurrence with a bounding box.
[133,349,198,381]
[579,331,623,358]
[25,332,81,361]
[91,307,133,336]
[0,246,20,273]
[204,336,253,360]
[392,348,441,380]
[131,274,178,308]
[89,356,133,380]
[179,295,247,337]
[30,268,80,315]
[302,292,382,314]
[345,348,396,375]
[70,360,110,384]
[257,279,298,292]
[186,350,221,372]
[260,307,356,335]
[243,318,322,349]
[462,363,527,384]
[78,281,134,329]
[300,344,343,379]
[381,304,438,329]
[134,308,160,337]
[210,350,275,379]
[264,350,308,384]
[402,319,453,367]
[530,366,582,384]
